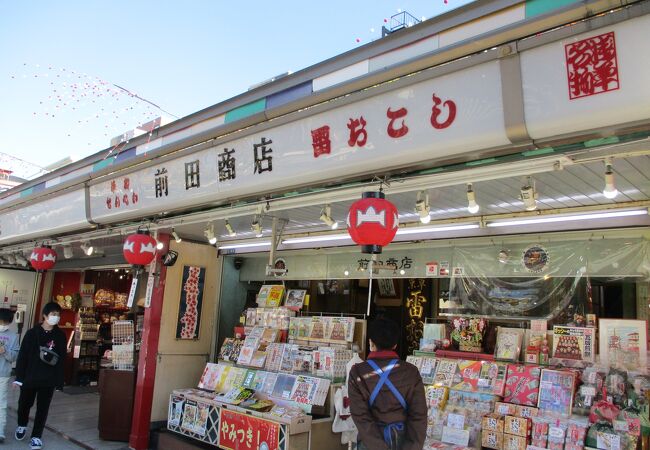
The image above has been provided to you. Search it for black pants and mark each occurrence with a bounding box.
[17,386,55,439]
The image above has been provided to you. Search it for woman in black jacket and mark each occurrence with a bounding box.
[14,302,66,450]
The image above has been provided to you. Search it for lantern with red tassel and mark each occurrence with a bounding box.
[30,246,57,271]
[347,191,399,254]
[123,230,158,267]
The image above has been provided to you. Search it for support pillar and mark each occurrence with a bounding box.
[129,233,170,450]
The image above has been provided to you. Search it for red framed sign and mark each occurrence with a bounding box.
[219,409,280,450]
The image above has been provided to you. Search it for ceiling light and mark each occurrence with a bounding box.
[114,268,119,272]
[603,159,618,199]
[319,205,338,230]
[466,183,480,214]
[81,242,94,256]
[224,221,236,237]
[63,245,74,259]
[156,241,164,250]
[415,191,431,224]
[251,216,263,238]
[172,228,182,243]
[204,223,217,245]
[217,241,272,250]
[400,269,406,275]
[395,224,480,235]
[282,233,351,244]
[520,176,538,211]
[344,270,350,276]
[487,209,647,227]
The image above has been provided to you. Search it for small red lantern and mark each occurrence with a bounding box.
[30,246,57,271]
[123,230,158,266]
[347,191,399,254]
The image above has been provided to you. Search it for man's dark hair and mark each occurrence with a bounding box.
[42,302,62,317]
[0,308,14,324]
[368,317,400,351]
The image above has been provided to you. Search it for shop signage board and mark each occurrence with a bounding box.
[218,408,280,450]
[0,188,90,244]
[88,61,508,223]
[521,14,650,140]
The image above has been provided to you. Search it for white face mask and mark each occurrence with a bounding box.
[46,315,60,326]
[0,325,8,332]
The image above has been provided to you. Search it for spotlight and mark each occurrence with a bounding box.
[603,159,618,199]
[156,241,164,250]
[400,269,406,275]
[204,223,217,245]
[520,177,538,211]
[415,191,431,224]
[63,245,73,259]
[344,270,350,276]
[80,242,94,256]
[319,205,338,230]
[224,221,236,237]
[172,228,182,243]
[114,268,119,272]
[251,216,263,238]
[466,183,480,214]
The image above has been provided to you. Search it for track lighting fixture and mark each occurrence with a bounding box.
[204,223,217,245]
[63,245,74,259]
[80,242,94,256]
[224,221,236,237]
[251,216,263,238]
[415,191,431,224]
[466,183,480,214]
[172,228,182,243]
[15,254,28,267]
[319,205,338,230]
[520,176,538,211]
[603,159,618,199]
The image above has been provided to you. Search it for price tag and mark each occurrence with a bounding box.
[597,432,620,450]
[442,426,470,446]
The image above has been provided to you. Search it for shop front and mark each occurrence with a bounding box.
[0,1,649,449]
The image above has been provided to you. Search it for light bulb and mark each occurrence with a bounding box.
[603,165,618,199]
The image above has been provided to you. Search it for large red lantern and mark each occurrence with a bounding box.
[30,246,57,271]
[123,230,158,266]
[346,191,399,254]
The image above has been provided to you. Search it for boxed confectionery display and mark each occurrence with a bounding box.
[167,284,366,449]
[418,316,650,450]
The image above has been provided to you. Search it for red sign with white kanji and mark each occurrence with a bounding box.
[565,31,619,100]
[218,409,280,450]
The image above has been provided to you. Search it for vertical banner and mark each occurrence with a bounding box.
[127,277,139,308]
[404,278,430,355]
[176,266,205,339]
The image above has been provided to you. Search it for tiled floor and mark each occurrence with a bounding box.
[7,384,130,450]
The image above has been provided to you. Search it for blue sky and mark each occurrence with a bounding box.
[0,0,474,177]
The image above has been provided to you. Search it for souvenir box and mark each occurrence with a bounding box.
[504,416,531,438]
[552,326,595,362]
[482,430,504,449]
[482,413,505,433]
[537,369,576,416]
[503,433,527,450]
[503,365,542,406]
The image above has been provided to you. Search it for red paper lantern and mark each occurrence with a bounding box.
[30,246,57,271]
[346,191,399,254]
[123,231,157,266]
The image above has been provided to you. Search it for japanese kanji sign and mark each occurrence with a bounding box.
[218,409,280,450]
[565,31,619,100]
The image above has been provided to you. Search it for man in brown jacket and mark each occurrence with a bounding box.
[348,317,427,450]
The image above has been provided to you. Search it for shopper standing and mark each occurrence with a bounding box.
[14,302,66,450]
[348,317,427,450]
[0,308,19,442]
